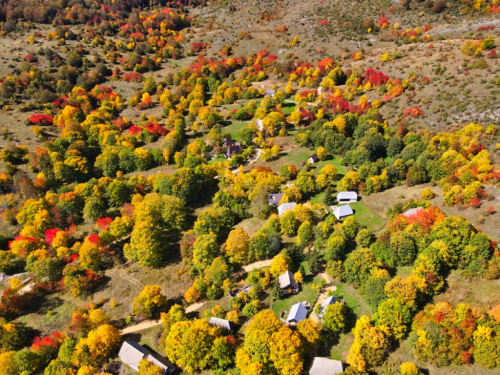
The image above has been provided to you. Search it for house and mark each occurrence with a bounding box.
[277,202,296,216]
[403,207,424,218]
[227,286,252,299]
[209,317,234,331]
[223,137,237,148]
[318,296,337,319]
[308,154,319,164]
[332,204,353,221]
[118,341,175,374]
[279,270,299,294]
[268,192,284,206]
[226,143,241,159]
[286,302,308,324]
[266,89,276,97]
[309,357,344,375]
[337,191,357,204]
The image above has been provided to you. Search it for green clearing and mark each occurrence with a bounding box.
[270,274,323,318]
[312,157,347,179]
[311,191,326,204]
[208,156,227,165]
[281,102,296,115]
[222,120,248,141]
[349,200,386,233]
[328,282,372,361]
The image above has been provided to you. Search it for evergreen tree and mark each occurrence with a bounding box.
[307,250,320,274]
[324,185,336,206]
[272,277,283,299]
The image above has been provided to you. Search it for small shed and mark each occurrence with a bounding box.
[268,192,284,206]
[337,191,357,204]
[266,89,276,97]
[309,357,344,375]
[227,286,252,299]
[332,205,353,221]
[223,137,237,148]
[209,317,234,331]
[226,143,241,159]
[318,296,337,319]
[277,202,296,216]
[118,341,175,374]
[308,154,319,164]
[279,270,299,294]
[402,207,424,218]
[286,302,308,324]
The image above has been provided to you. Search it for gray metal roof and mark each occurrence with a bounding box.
[118,341,175,373]
[333,204,353,218]
[209,317,233,331]
[268,192,284,205]
[286,302,308,323]
[337,191,357,200]
[278,202,296,215]
[279,270,299,290]
[403,207,424,217]
[321,296,337,310]
[309,357,344,375]
[118,341,150,370]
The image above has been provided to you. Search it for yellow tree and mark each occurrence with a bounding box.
[269,326,304,375]
[72,325,121,367]
[297,319,321,349]
[132,285,167,318]
[225,228,250,264]
[270,251,292,276]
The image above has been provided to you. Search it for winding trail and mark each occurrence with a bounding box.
[120,258,273,335]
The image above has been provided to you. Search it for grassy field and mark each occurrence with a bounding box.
[328,282,372,361]
[270,274,323,318]
[349,200,386,233]
[222,120,248,141]
[233,216,268,236]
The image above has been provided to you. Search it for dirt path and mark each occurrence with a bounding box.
[120,259,273,334]
[120,268,145,290]
[242,259,272,272]
[120,301,206,335]
[309,273,337,322]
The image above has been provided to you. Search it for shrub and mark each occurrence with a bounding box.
[420,188,435,200]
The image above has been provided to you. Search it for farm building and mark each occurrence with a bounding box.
[118,341,175,374]
[268,192,284,206]
[209,317,234,331]
[332,205,353,220]
[337,191,357,203]
[309,357,344,374]
[277,202,296,216]
[286,302,309,325]
[308,154,319,164]
[402,207,424,217]
[279,270,299,294]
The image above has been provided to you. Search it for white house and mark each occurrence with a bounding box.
[309,357,344,375]
[337,191,357,204]
[308,154,319,164]
[278,202,296,216]
[286,302,308,325]
[332,204,353,221]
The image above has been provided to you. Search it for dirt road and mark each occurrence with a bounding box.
[120,259,273,334]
